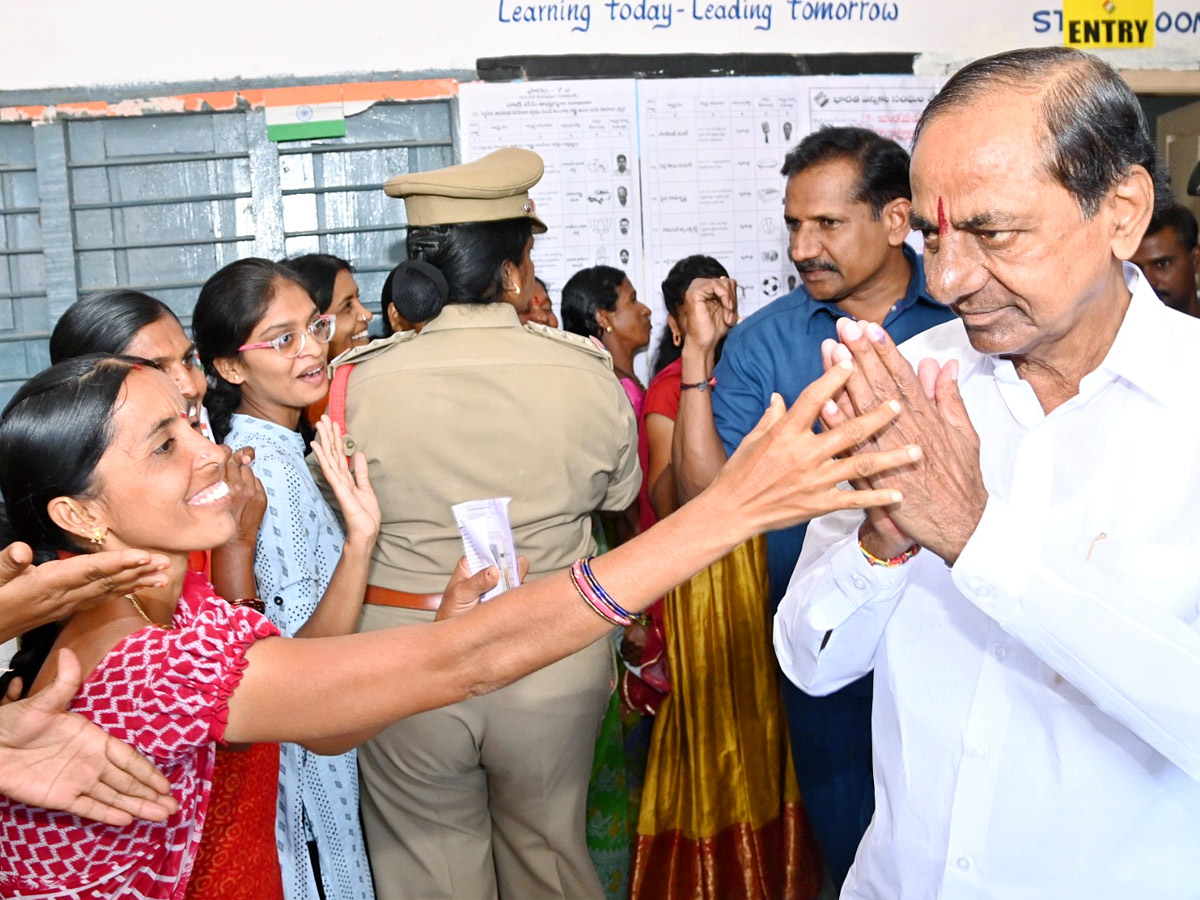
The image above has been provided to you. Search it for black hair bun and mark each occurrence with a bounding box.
[392,259,450,325]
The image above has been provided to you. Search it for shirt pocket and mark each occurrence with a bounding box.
[1083,537,1200,623]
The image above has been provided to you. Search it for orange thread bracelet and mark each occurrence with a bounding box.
[859,540,919,567]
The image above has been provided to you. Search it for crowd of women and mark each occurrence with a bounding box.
[0,147,917,900]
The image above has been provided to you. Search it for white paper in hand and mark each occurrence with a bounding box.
[451,497,521,602]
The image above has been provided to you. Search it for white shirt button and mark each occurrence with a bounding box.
[971,744,988,759]
[852,576,868,590]
[993,643,1008,661]
[957,856,971,871]
[966,578,992,598]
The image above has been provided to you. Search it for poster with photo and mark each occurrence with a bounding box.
[637,76,939,335]
[459,75,940,378]
[459,80,643,318]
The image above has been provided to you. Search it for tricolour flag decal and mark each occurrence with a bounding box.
[265,102,346,142]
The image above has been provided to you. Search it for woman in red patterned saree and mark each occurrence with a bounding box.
[0,353,909,899]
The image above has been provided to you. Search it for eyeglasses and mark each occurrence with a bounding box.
[237,315,336,358]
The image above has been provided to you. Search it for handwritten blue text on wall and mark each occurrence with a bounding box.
[497,0,901,32]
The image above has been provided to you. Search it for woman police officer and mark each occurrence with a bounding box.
[320,149,639,900]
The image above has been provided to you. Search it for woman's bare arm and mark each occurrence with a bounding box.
[645,413,679,520]
[671,277,737,504]
[208,446,265,602]
[292,419,381,639]
[224,363,917,749]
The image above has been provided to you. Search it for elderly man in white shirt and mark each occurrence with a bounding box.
[775,46,1200,900]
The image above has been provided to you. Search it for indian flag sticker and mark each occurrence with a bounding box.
[265,102,346,142]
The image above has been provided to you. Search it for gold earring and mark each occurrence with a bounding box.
[64,499,104,546]
[671,332,681,347]
[605,325,614,333]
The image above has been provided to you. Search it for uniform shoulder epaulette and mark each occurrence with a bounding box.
[327,330,418,374]
[522,322,613,368]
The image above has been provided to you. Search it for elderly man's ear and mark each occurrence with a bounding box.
[1108,164,1155,260]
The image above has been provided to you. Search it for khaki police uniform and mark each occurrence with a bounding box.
[327,149,641,900]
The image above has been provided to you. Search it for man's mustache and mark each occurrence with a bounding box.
[796,260,839,274]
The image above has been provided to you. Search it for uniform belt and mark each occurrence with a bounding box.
[364,585,442,611]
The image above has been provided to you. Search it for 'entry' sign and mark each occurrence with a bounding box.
[1062,0,1155,48]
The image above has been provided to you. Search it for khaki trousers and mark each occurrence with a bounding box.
[357,604,613,900]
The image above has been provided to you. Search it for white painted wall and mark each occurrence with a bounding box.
[3,0,1199,94]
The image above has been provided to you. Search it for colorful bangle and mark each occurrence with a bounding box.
[570,558,634,626]
[574,560,631,625]
[570,567,624,625]
[680,375,717,392]
[578,556,637,622]
[858,540,919,567]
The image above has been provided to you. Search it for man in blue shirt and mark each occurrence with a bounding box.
[709,127,953,886]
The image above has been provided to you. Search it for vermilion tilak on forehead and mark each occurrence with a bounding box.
[937,197,949,236]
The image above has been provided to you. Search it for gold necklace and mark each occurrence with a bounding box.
[125,593,172,630]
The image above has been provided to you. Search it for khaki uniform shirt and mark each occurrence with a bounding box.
[326,302,640,593]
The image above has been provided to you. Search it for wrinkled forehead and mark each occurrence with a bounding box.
[910,96,1053,203]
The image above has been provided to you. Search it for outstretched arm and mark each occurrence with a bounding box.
[0,542,171,644]
[225,363,918,751]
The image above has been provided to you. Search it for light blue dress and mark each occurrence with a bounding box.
[224,414,373,900]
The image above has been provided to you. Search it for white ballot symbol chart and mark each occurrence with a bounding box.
[639,78,801,326]
[638,76,940,335]
[458,80,643,314]
[458,75,940,378]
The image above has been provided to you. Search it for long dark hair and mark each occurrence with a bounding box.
[652,255,730,376]
[392,218,534,323]
[49,290,178,362]
[560,266,626,340]
[0,355,143,698]
[193,258,316,445]
[284,253,353,314]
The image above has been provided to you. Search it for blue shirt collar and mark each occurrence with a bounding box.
[802,243,940,333]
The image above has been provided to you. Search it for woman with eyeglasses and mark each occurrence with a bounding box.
[193,258,380,900]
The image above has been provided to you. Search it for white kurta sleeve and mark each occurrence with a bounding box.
[774,505,912,696]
